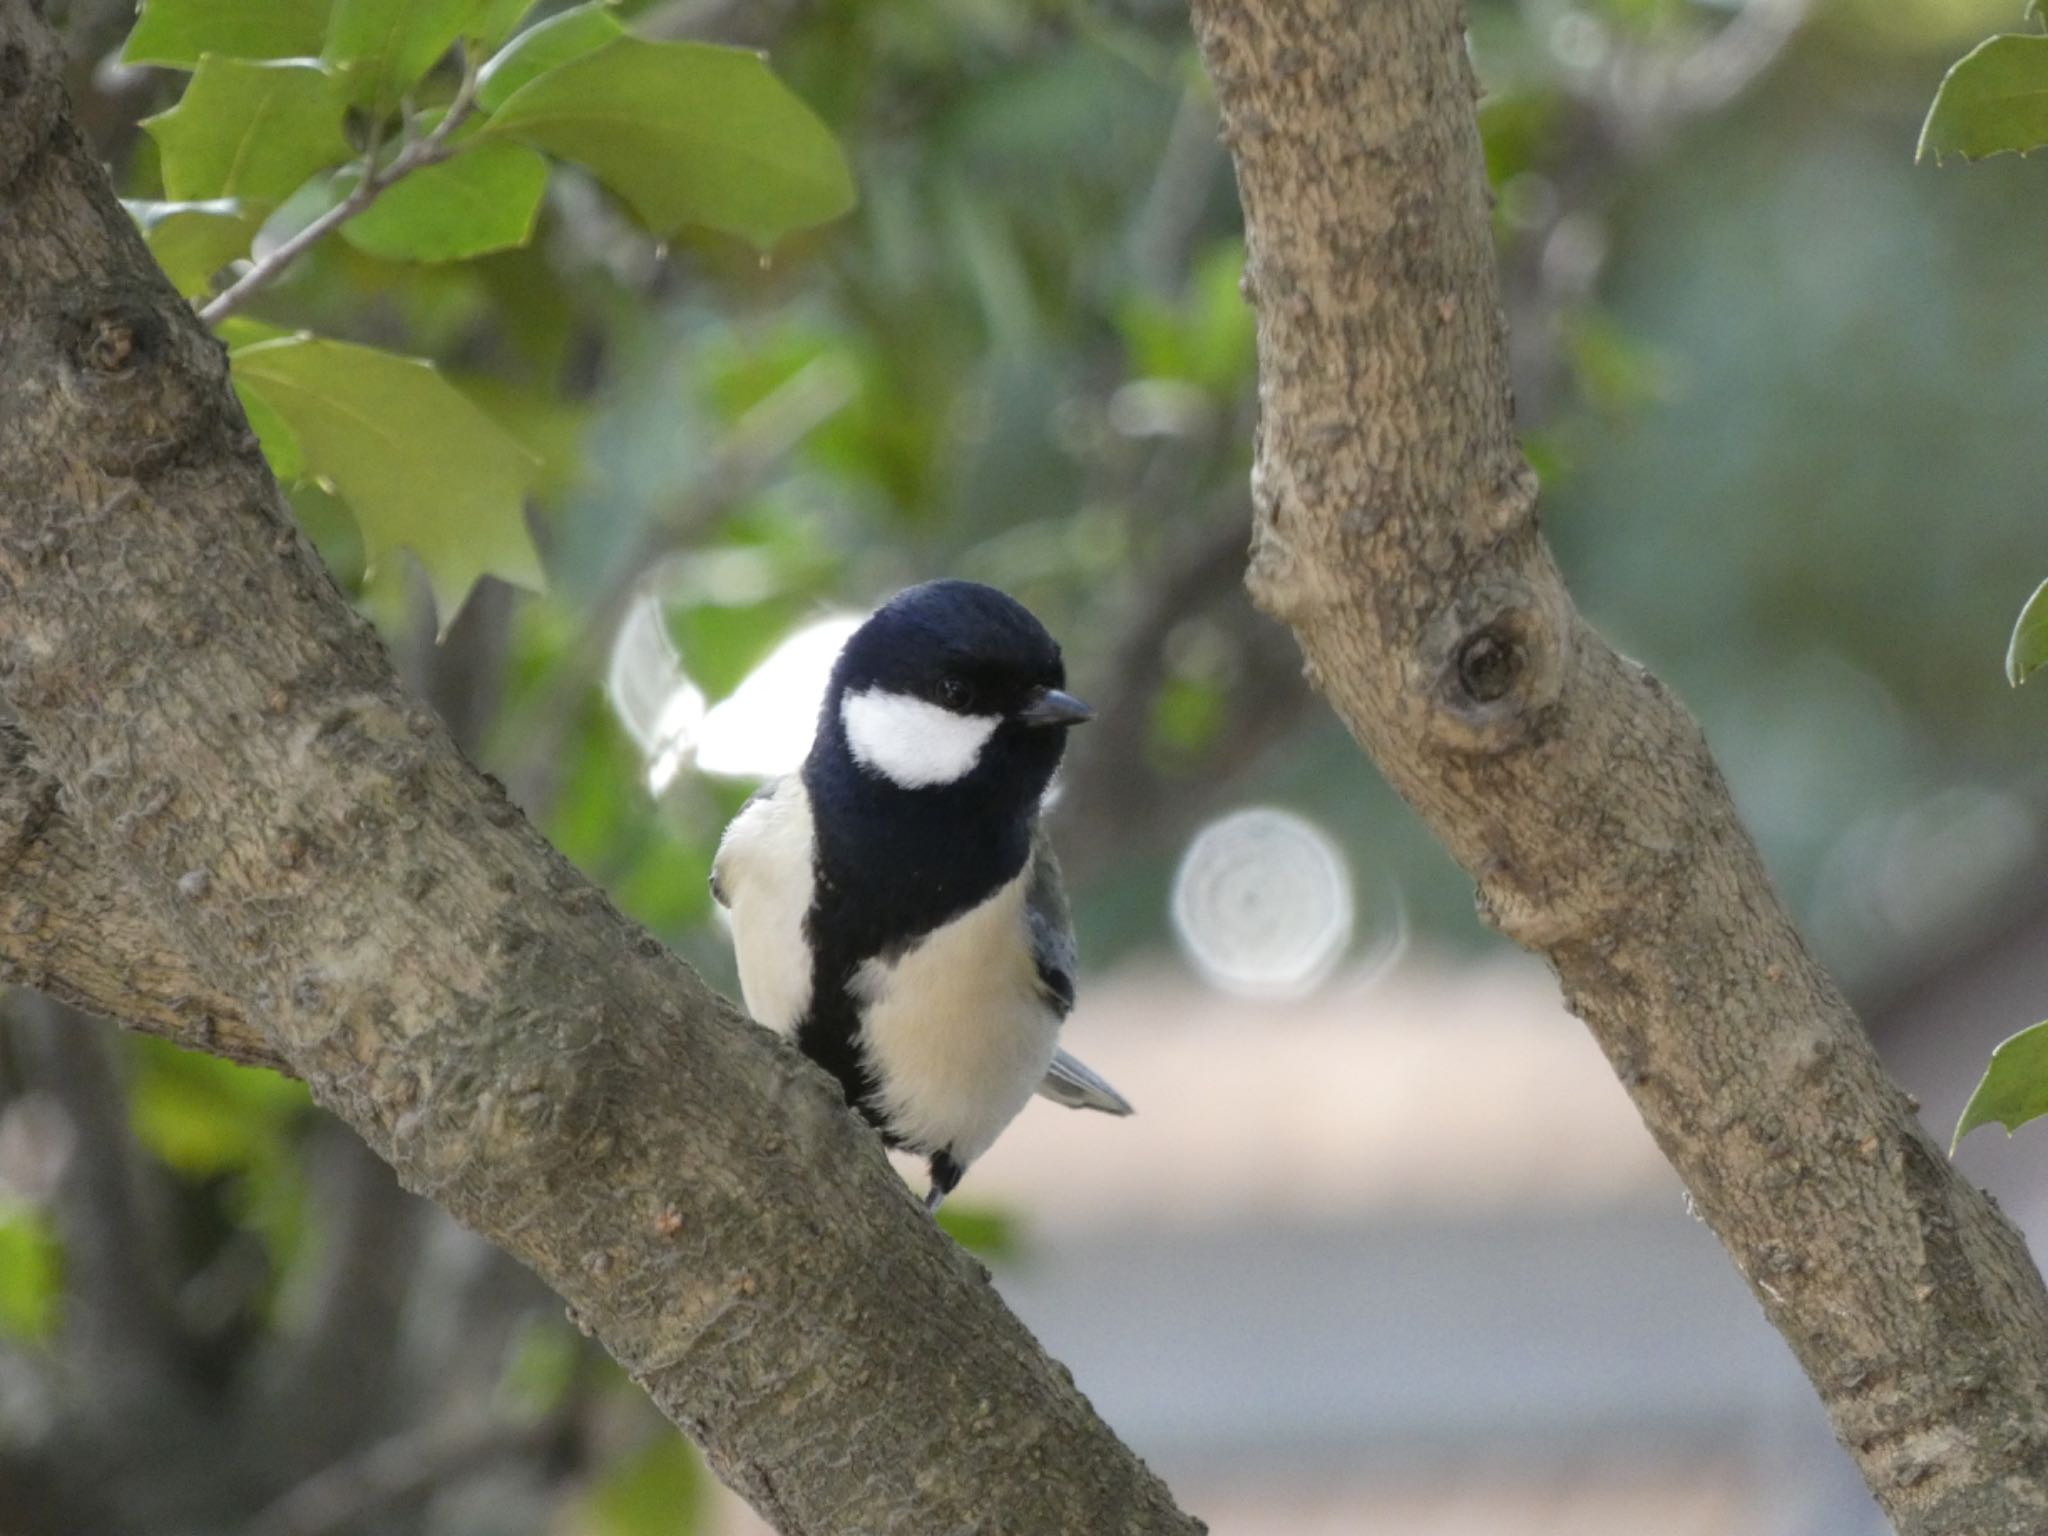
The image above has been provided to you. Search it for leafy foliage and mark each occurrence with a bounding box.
[341,138,550,262]
[1920,33,2048,162]
[1955,1020,2048,1147]
[484,36,856,247]
[231,336,546,622]
[119,0,855,626]
[0,1202,60,1342]
[123,0,330,68]
[326,0,479,108]
[123,197,259,296]
[476,1,625,111]
[143,57,353,206]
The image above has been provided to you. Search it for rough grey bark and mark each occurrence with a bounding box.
[0,7,1201,1534]
[1188,1,2048,1530]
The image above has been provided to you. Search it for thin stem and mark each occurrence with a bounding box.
[200,54,485,327]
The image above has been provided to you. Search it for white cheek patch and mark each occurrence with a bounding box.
[841,688,1000,789]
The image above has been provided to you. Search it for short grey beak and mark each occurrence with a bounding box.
[1017,687,1094,728]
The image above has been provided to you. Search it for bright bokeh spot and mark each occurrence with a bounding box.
[1171,806,1368,998]
[606,593,706,794]
[607,603,865,789]
[696,613,864,779]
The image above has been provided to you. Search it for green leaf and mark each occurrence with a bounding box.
[235,376,304,481]
[1955,1020,2048,1148]
[934,1203,1021,1259]
[326,0,470,108]
[580,1435,702,1536]
[484,36,855,248]
[128,1036,307,1176]
[124,0,331,68]
[144,58,353,207]
[230,335,545,623]
[2007,578,2048,685]
[463,0,540,48]
[124,197,259,297]
[1918,33,2048,163]
[0,1204,60,1342]
[343,140,548,262]
[475,1,624,112]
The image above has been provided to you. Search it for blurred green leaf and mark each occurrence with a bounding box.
[485,36,855,247]
[464,0,539,48]
[124,0,331,68]
[476,1,624,112]
[342,139,549,262]
[231,335,545,624]
[578,1434,702,1536]
[452,373,587,503]
[1919,33,2048,162]
[2007,578,2048,685]
[144,58,353,206]
[124,197,258,297]
[0,1204,60,1342]
[1955,1019,2048,1148]
[934,1202,1021,1259]
[496,1317,581,1419]
[1116,241,1254,397]
[326,0,471,109]
[128,1037,307,1177]
[1151,674,1226,760]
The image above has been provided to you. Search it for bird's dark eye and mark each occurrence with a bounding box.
[937,677,975,711]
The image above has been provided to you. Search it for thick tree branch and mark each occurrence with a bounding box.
[0,711,281,1069]
[0,9,1200,1534]
[1188,1,2048,1530]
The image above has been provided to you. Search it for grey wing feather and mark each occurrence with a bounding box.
[1024,829,1078,1017]
[1025,830,1134,1116]
[1038,1048,1134,1116]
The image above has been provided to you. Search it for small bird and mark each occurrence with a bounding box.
[712,579,1132,1210]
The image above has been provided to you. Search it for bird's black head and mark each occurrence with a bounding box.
[809,580,1091,818]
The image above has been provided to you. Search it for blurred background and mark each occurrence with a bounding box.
[7,0,2048,1532]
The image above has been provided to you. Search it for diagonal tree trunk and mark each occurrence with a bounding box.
[0,6,1199,1533]
[1187,1,2048,1530]
[6,0,2046,1530]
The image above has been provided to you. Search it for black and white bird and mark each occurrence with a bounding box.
[711,579,1132,1210]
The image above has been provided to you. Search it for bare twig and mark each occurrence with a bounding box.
[199,54,485,326]
[242,1415,552,1536]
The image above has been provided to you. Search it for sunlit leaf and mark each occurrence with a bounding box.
[230,336,545,624]
[124,197,258,297]
[2006,578,2048,685]
[326,0,471,108]
[144,58,353,207]
[0,1204,60,1342]
[1954,1020,2048,1149]
[484,36,855,247]
[1919,33,2048,162]
[124,0,331,68]
[343,140,548,262]
[476,1,624,112]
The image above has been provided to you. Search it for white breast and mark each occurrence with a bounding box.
[712,777,816,1033]
[854,866,1062,1166]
